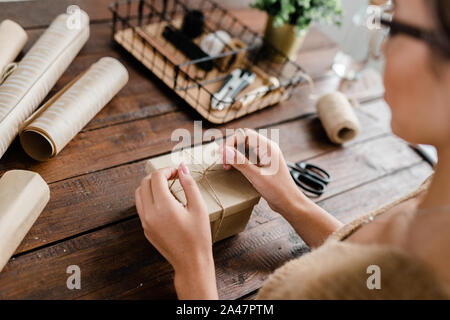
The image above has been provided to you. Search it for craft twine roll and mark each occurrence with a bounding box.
[316,92,361,144]
[0,11,90,159]
[0,19,28,74]
[20,57,129,161]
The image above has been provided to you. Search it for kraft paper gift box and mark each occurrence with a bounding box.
[145,142,261,242]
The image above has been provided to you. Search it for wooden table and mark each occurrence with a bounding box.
[0,1,433,299]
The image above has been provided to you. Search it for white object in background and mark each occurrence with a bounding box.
[0,170,50,272]
[0,10,90,159]
[0,19,28,74]
[331,1,392,80]
[211,69,256,111]
[200,30,231,56]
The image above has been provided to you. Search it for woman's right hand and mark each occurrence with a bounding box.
[219,129,342,248]
[219,128,307,218]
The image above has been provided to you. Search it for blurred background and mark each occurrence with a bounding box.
[227,0,381,72]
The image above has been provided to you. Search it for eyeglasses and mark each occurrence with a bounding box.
[379,17,450,57]
[364,2,450,59]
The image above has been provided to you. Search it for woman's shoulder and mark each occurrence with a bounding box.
[330,176,432,243]
[257,240,449,300]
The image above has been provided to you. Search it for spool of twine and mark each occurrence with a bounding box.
[316,92,361,144]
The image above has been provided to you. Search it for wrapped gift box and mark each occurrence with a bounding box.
[145,142,261,242]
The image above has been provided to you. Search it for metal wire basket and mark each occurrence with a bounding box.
[109,0,307,124]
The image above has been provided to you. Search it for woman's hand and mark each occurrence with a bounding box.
[219,128,306,218]
[135,163,218,299]
[219,129,342,248]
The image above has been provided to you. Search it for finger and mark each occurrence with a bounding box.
[150,167,178,203]
[135,187,143,214]
[217,145,233,170]
[223,145,259,177]
[135,188,148,227]
[224,129,246,149]
[224,128,271,163]
[252,142,272,167]
[140,175,154,206]
[224,128,270,149]
[178,162,204,212]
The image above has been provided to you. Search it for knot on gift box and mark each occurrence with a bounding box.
[169,149,226,242]
[146,142,261,243]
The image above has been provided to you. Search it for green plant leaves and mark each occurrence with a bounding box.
[251,0,342,34]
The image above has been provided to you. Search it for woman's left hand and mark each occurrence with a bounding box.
[135,163,218,299]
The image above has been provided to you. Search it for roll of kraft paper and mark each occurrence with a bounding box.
[0,19,28,74]
[20,57,129,161]
[0,170,50,272]
[0,10,90,159]
[316,92,361,144]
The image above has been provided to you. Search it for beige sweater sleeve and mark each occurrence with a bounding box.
[257,240,449,300]
[257,175,449,299]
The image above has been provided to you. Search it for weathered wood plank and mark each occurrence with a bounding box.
[14,100,390,254]
[0,73,344,183]
[0,15,343,180]
[0,160,431,299]
[9,131,423,260]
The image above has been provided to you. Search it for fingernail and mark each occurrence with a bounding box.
[225,146,235,163]
[179,162,189,175]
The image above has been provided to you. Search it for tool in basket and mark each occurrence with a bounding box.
[287,161,331,197]
[110,0,308,124]
[235,76,280,109]
[162,25,213,71]
[211,68,256,111]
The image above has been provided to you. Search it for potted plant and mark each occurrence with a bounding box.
[251,0,342,61]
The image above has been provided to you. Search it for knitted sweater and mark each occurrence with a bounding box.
[257,178,450,300]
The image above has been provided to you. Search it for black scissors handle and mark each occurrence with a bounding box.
[288,161,331,197]
[290,169,326,196]
[295,162,331,185]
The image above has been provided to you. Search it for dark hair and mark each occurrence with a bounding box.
[432,0,450,57]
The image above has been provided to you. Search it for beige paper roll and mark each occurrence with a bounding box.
[20,57,129,161]
[0,170,50,272]
[0,19,28,74]
[0,10,90,159]
[316,91,361,144]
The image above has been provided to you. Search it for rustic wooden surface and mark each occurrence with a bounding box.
[0,1,432,299]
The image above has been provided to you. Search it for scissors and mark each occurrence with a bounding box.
[287,161,331,197]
